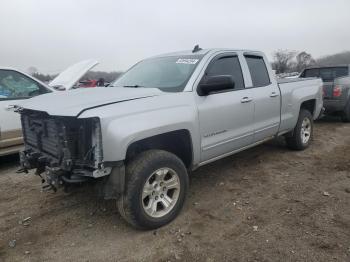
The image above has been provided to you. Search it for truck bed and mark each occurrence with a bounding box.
[277,77,317,84]
[277,77,323,133]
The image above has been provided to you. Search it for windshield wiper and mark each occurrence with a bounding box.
[123,84,144,88]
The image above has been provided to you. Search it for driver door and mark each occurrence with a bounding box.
[196,54,255,163]
[0,70,49,155]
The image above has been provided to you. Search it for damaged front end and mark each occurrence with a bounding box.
[18,109,120,195]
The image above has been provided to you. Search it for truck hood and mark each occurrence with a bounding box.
[49,60,99,90]
[18,87,163,117]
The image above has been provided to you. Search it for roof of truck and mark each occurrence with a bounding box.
[151,48,263,58]
[0,66,19,70]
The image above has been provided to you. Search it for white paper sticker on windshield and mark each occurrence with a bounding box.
[176,58,199,65]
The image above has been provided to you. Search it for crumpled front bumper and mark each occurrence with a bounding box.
[19,149,125,199]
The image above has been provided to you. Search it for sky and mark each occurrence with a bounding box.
[0,0,349,74]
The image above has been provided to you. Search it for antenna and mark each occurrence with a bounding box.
[192,45,202,53]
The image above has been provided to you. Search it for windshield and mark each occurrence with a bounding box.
[111,55,204,92]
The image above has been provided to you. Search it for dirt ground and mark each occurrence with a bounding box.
[1,117,350,262]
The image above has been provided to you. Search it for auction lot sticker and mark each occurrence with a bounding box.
[176,59,199,64]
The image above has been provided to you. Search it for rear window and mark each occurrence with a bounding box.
[303,68,319,78]
[245,56,270,87]
[302,67,349,81]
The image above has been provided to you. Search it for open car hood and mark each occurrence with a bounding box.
[49,60,99,90]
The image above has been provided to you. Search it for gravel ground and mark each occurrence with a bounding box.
[0,117,350,262]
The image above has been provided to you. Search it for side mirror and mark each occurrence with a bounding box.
[198,75,235,96]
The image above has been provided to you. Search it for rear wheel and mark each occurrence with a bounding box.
[118,150,189,229]
[286,109,313,150]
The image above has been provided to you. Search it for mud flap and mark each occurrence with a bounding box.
[98,162,125,200]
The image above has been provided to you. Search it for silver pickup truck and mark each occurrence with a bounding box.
[18,48,323,229]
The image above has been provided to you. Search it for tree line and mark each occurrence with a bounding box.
[30,70,122,83]
[28,50,350,82]
[272,50,350,74]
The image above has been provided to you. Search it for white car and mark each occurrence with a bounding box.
[0,60,98,156]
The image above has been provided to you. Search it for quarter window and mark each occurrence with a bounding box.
[303,68,319,78]
[245,56,271,87]
[205,56,245,90]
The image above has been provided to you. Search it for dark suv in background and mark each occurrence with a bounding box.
[300,65,350,122]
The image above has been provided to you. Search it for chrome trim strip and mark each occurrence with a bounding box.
[199,136,273,167]
[202,123,278,152]
[254,123,279,134]
[202,132,254,151]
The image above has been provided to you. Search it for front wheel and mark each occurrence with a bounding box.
[118,150,189,229]
[285,109,313,150]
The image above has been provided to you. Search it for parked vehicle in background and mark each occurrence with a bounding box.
[0,67,53,156]
[49,60,98,90]
[300,65,350,122]
[0,60,98,156]
[77,78,108,88]
[78,79,98,88]
[18,48,323,229]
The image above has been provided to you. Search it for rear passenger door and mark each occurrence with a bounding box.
[196,53,255,163]
[244,55,281,142]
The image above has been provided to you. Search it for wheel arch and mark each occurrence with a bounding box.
[126,129,194,169]
[300,99,316,117]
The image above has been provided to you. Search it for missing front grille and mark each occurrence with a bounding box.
[20,110,101,170]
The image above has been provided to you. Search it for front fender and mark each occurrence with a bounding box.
[100,105,199,163]
[78,92,200,165]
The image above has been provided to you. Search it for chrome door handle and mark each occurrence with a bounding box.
[241,97,253,103]
[270,92,279,98]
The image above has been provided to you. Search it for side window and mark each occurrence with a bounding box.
[206,56,245,90]
[0,70,48,100]
[245,56,271,87]
[302,68,319,78]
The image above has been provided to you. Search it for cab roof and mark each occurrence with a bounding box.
[151,48,264,58]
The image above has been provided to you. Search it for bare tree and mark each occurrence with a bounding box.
[32,72,56,82]
[295,51,315,72]
[27,66,38,76]
[271,50,296,74]
[316,51,350,66]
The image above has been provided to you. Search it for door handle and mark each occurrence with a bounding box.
[270,92,279,98]
[241,97,253,103]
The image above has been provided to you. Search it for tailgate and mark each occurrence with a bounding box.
[320,66,349,99]
[323,77,350,99]
[323,81,334,99]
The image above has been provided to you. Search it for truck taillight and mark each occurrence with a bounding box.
[333,86,342,97]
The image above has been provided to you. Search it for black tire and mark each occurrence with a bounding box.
[341,102,350,122]
[117,150,189,229]
[285,109,313,150]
